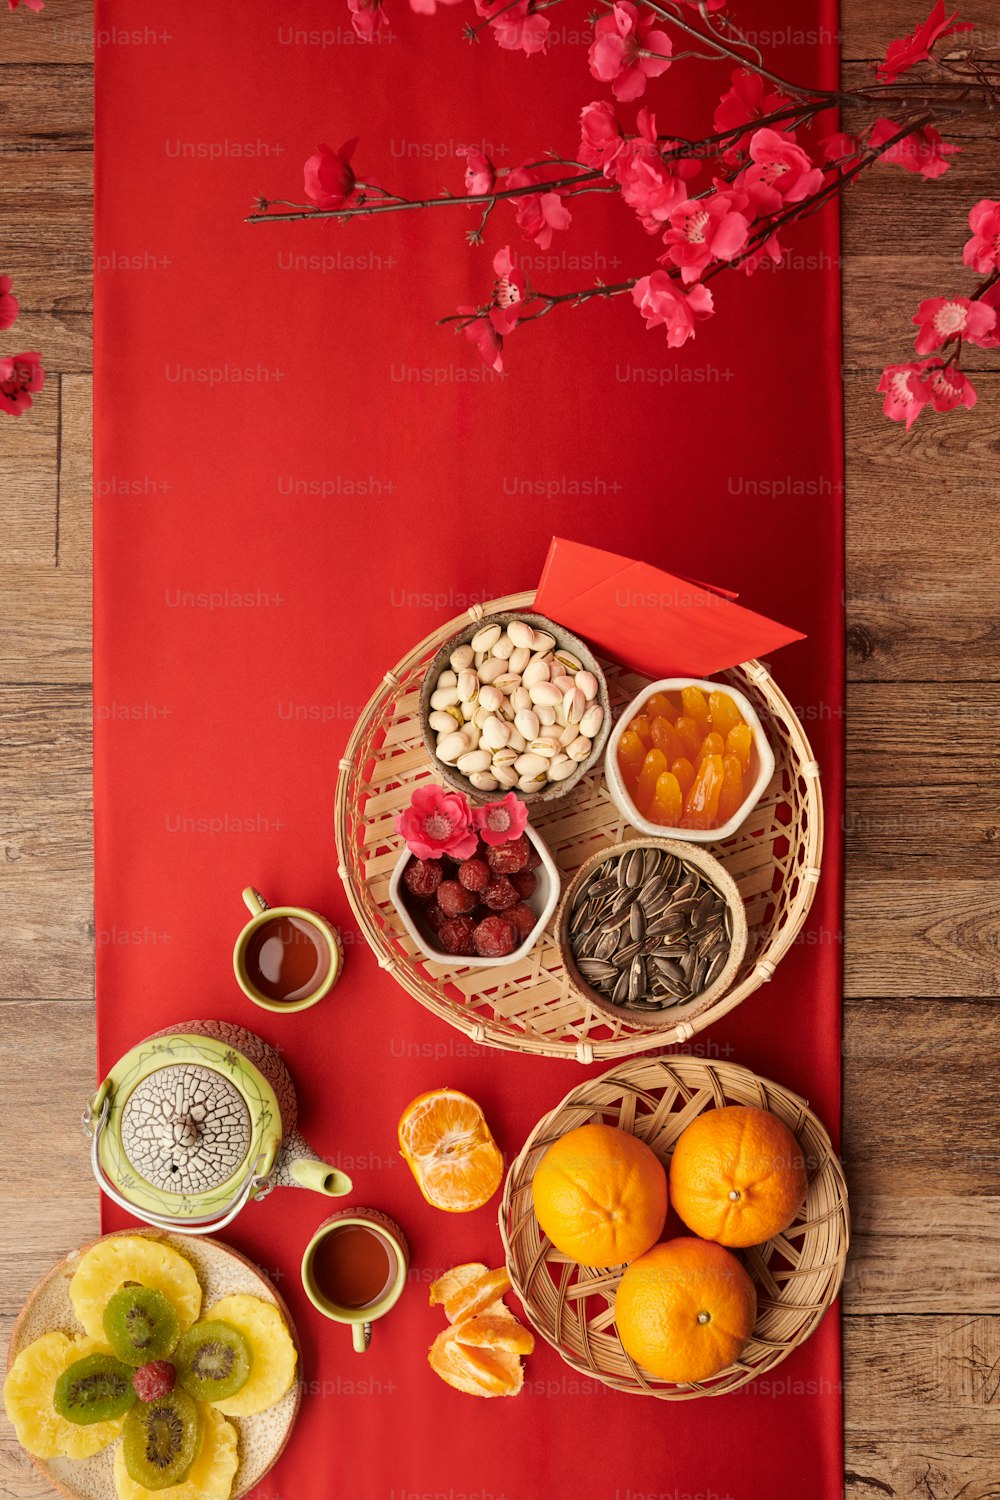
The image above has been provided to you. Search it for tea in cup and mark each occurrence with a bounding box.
[301,1209,409,1351]
[234,887,343,1013]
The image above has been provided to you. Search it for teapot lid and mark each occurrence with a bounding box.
[94,1032,282,1221]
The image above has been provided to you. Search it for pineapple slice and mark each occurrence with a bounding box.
[70,1237,202,1340]
[3,1333,125,1460]
[204,1296,296,1417]
[113,1404,239,1500]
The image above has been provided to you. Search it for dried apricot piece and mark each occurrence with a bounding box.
[698,731,725,763]
[674,715,703,759]
[627,714,653,747]
[726,722,753,771]
[650,772,682,827]
[684,754,724,828]
[680,686,710,727]
[718,754,746,823]
[617,730,647,786]
[671,757,696,798]
[635,749,668,813]
[708,690,743,739]
[650,716,683,763]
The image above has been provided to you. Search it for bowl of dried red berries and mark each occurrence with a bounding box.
[388,787,561,967]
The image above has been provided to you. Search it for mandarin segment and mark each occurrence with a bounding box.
[429,1264,511,1322]
[398,1089,504,1213]
[427,1264,531,1398]
[428,1328,524,1398]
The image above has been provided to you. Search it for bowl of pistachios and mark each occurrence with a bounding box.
[418,610,611,804]
[557,838,748,1031]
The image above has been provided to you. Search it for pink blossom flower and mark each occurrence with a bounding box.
[912,295,996,353]
[963,199,1000,275]
[713,70,791,164]
[476,0,549,54]
[410,0,462,13]
[7,0,45,10]
[868,119,958,179]
[613,110,700,233]
[820,131,862,164]
[0,276,19,332]
[578,101,626,172]
[472,792,529,846]
[877,362,933,429]
[463,150,496,196]
[660,189,751,283]
[632,273,714,345]
[489,245,527,336]
[589,2,672,103]
[507,166,571,249]
[460,311,505,373]
[304,140,358,210]
[922,358,977,412]
[395,784,478,861]
[348,0,389,40]
[0,352,44,417]
[875,2,972,82]
[738,128,824,213]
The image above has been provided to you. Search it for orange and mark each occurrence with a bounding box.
[615,1237,756,1384]
[531,1123,668,1267]
[398,1089,504,1212]
[427,1262,535,1398]
[429,1263,511,1322]
[669,1105,808,1248]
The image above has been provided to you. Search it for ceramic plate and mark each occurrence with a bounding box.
[6,1229,301,1500]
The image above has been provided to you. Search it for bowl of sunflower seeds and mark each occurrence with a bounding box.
[558,838,748,1031]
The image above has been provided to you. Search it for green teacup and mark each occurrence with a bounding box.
[233,887,343,1014]
[301,1209,409,1352]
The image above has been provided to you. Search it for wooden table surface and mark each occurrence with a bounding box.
[2,3,999,1496]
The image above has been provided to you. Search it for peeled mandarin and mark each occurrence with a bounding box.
[708,690,743,739]
[725,723,753,771]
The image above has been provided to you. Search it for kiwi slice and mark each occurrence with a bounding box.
[103,1286,181,1367]
[173,1319,252,1402]
[123,1387,202,1491]
[53,1352,136,1425]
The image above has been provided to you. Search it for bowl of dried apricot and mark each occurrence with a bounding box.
[605,679,775,843]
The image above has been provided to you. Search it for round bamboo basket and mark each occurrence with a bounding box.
[500,1056,849,1399]
[334,591,824,1062]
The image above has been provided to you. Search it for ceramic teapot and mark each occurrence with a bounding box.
[83,1019,351,1235]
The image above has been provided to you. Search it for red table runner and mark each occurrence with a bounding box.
[94,2,844,1495]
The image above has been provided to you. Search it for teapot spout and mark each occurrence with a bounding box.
[276,1127,353,1198]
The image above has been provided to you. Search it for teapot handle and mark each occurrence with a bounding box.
[84,1095,272,1237]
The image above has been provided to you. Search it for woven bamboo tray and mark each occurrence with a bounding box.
[500,1057,849,1399]
[334,591,823,1062]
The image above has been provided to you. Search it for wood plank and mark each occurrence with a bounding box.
[0,568,91,682]
[0,0,93,65]
[847,684,1000,787]
[846,880,1000,996]
[1,309,92,375]
[58,375,92,571]
[0,65,92,148]
[845,783,1000,877]
[842,1,1000,59]
[1,153,92,313]
[0,376,57,564]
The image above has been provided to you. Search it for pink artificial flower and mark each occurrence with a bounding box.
[660,189,751,283]
[472,792,529,846]
[476,0,549,54]
[464,150,496,196]
[489,245,527,336]
[348,0,389,39]
[304,140,359,210]
[912,295,996,353]
[713,70,791,164]
[578,101,626,172]
[0,351,44,417]
[963,199,1000,275]
[7,0,45,10]
[868,119,958,179]
[613,110,700,234]
[875,2,972,82]
[395,784,479,861]
[820,130,863,164]
[922,358,977,412]
[739,128,824,213]
[460,310,505,373]
[507,166,571,250]
[632,273,714,346]
[0,275,19,332]
[877,362,933,429]
[589,2,672,103]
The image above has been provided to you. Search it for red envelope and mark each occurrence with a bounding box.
[535,536,805,678]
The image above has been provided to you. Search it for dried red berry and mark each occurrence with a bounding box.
[486,836,530,874]
[473,914,518,957]
[508,902,537,940]
[424,902,447,934]
[403,858,443,899]
[437,879,477,916]
[457,857,490,892]
[525,841,542,871]
[481,875,519,912]
[510,869,537,900]
[133,1361,176,1403]
[438,915,477,956]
